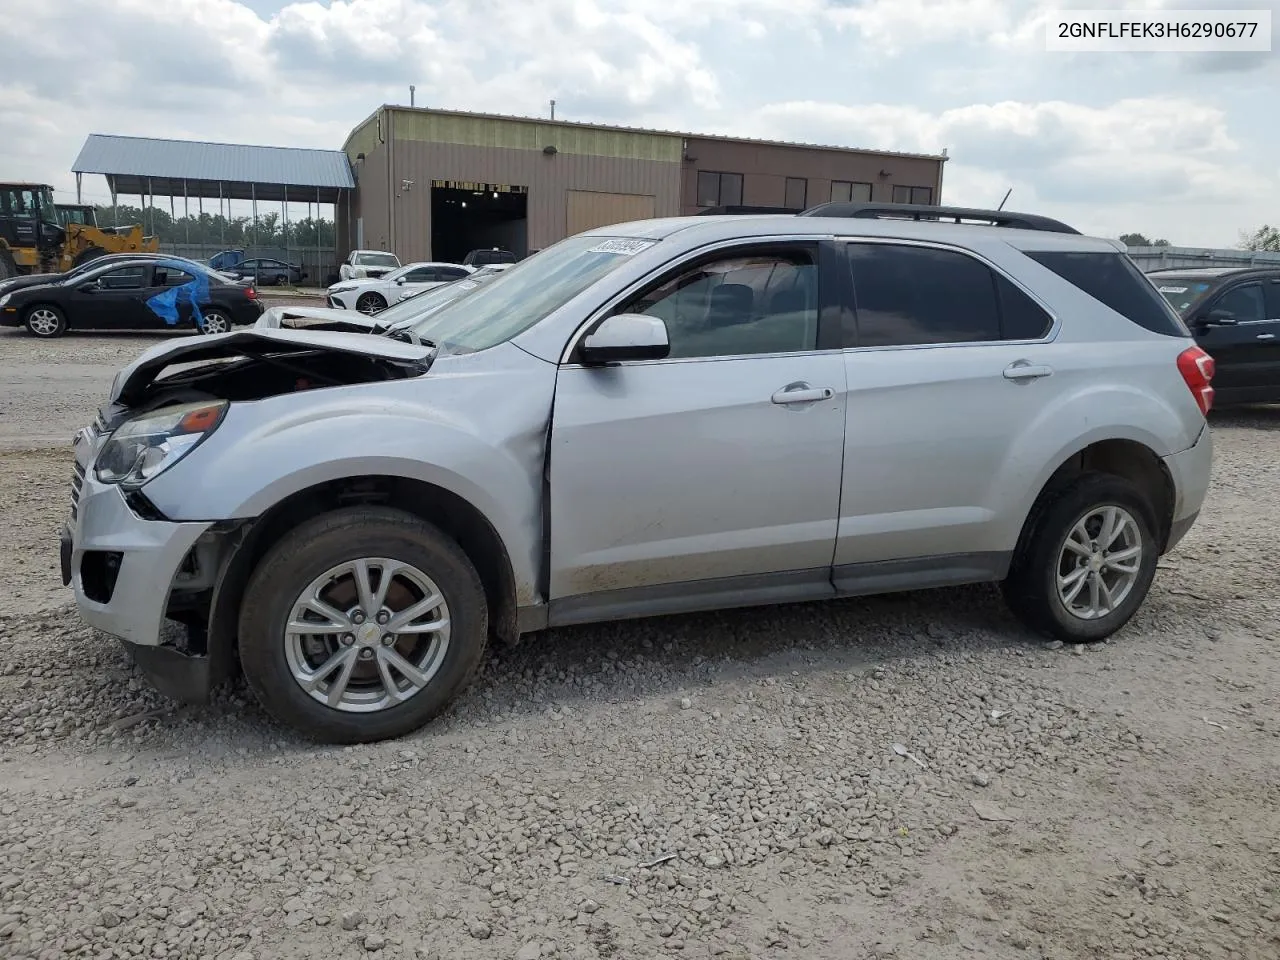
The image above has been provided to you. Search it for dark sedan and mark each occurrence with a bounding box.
[224,257,306,286]
[0,252,215,298]
[0,257,263,338]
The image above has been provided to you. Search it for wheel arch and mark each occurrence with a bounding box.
[203,473,521,688]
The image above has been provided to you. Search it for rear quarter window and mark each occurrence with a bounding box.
[1027,251,1189,337]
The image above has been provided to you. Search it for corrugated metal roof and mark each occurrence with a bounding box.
[72,134,355,189]
[358,106,948,163]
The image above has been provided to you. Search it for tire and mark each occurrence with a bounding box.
[72,245,108,267]
[1001,472,1160,644]
[0,247,17,282]
[197,309,232,335]
[25,304,67,338]
[356,292,387,315]
[237,506,489,744]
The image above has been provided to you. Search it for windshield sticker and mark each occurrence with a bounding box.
[587,238,656,257]
[1157,286,1188,294]
[146,259,209,328]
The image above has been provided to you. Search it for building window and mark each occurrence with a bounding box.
[892,185,933,205]
[784,177,808,210]
[831,181,872,203]
[697,171,743,207]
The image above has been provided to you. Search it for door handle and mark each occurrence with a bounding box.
[771,382,834,405]
[1003,362,1053,381]
[1257,333,1276,341]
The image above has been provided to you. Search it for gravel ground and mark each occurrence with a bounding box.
[0,334,1277,960]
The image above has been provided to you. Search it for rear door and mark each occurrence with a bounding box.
[144,264,203,327]
[1194,281,1270,399]
[833,240,1065,587]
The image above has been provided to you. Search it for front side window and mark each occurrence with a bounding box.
[1213,283,1266,323]
[409,234,654,352]
[99,267,147,290]
[847,243,1009,346]
[696,171,744,207]
[620,246,819,359]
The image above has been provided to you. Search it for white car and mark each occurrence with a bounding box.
[327,261,475,314]
[338,249,402,282]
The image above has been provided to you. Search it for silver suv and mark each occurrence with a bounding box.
[62,203,1215,744]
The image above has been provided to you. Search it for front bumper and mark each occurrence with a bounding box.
[327,291,357,309]
[65,428,214,647]
[1161,422,1213,552]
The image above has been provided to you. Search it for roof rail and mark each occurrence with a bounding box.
[798,201,1081,235]
[696,204,799,216]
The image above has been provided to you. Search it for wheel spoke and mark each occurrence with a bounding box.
[375,651,409,702]
[1059,566,1088,590]
[379,646,433,691]
[325,650,360,707]
[1096,574,1115,612]
[387,594,444,631]
[300,597,351,630]
[300,646,354,691]
[370,560,403,613]
[1088,572,1102,617]
[1063,570,1089,605]
[1102,509,1128,549]
[1063,537,1092,559]
[352,559,377,615]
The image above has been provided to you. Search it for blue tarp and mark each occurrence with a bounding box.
[145,259,209,327]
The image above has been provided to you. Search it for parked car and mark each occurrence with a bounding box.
[326,261,474,314]
[225,257,306,287]
[340,249,401,281]
[0,252,223,298]
[1146,266,1280,406]
[263,265,509,332]
[462,247,517,267]
[1,256,263,337]
[207,249,246,272]
[62,202,1212,744]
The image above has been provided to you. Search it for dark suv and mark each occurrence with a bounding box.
[1148,266,1280,406]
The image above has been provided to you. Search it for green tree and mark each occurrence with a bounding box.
[1239,225,1280,252]
[1119,233,1172,247]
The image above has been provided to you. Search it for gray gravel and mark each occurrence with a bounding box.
[1,335,1277,959]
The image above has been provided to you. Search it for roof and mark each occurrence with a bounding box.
[353,105,948,163]
[72,134,354,203]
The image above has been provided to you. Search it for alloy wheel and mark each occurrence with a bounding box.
[284,558,452,713]
[27,308,62,337]
[1055,505,1144,620]
[201,312,231,334]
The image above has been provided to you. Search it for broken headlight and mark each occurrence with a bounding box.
[95,401,228,489]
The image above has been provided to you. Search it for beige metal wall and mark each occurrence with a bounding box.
[680,137,946,213]
[384,139,681,261]
[565,190,657,235]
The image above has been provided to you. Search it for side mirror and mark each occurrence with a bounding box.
[579,313,670,365]
[1203,308,1238,327]
[80,279,101,292]
[394,277,406,285]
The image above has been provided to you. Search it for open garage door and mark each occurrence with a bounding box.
[432,181,528,263]
[566,191,656,237]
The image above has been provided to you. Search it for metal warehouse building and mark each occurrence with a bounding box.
[338,106,948,263]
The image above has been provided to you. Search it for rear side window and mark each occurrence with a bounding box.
[846,243,1052,346]
[1027,252,1189,337]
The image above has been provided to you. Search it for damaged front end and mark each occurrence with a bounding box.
[72,329,438,702]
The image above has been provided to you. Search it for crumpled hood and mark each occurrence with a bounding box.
[256,304,383,333]
[109,328,434,405]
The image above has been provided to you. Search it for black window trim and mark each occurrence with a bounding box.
[560,235,846,366]
[1206,281,1272,325]
[834,236,1060,351]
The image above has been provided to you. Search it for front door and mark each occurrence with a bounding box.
[1195,281,1271,401]
[67,264,150,328]
[548,241,848,623]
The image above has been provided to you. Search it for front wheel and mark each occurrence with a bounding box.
[355,292,386,315]
[25,304,67,338]
[1002,473,1160,643]
[237,507,489,743]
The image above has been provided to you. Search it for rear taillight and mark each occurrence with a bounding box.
[244,286,257,300]
[1176,345,1215,417]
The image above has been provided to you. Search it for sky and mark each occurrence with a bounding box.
[2,0,1277,247]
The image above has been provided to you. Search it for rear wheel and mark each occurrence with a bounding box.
[356,292,386,315]
[72,245,108,267]
[238,507,489,743]
[25,304,67,338]
[197,309,232,335]
[1002,473,1159,643]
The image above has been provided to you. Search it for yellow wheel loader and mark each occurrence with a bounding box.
[0,183,158,281]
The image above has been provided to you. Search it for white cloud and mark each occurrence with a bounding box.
[0,0,1273,245]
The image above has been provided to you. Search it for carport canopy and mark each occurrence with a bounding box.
[71,133,355,203]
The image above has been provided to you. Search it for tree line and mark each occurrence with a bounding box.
[1119,226,1280,252]
[92,203,336,248]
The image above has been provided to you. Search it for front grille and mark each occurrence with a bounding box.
[70,460,86,520]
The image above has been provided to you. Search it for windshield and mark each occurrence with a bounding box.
[356,252,399,267]
[1149,276,1217,316]
[408,235,656,352]
[366,276,484,326]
